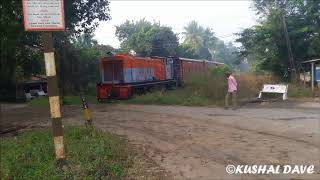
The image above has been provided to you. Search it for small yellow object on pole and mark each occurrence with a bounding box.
[81,95,93,126]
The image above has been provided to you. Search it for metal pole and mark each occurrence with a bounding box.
[42,32,65,160]
[281,11,297,81]
[311,62,314,91]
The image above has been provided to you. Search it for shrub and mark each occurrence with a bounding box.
[210,66,231,77]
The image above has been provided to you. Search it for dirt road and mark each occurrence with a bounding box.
[1,102,320,179]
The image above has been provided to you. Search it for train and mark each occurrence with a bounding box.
[96,54,224,101]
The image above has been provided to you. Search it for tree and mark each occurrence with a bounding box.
[182,21,205,55]
[181,21,214,60]
[214,41,240,67]
[151,26,179,56]
[64,0,111,34]
[0,0,111,100]
[115,19,179,57]
[236,0,320,79]
[180,20,239,67]
[57,33,102,94]
[74,33,98,48]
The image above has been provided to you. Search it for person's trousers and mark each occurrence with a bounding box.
[225,91,237,108]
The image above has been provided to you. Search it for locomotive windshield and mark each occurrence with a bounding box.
[101,60,123,84]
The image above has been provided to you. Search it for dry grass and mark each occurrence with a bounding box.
[128,65,315,106]
[184,72,277,104]
[128,70,278,106]
[236,73,276,100]
[287,83,314,98]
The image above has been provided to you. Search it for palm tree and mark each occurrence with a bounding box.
[182,21,217,60]
[182,21,204,54]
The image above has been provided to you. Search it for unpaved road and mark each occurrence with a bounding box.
[1,102,320,179]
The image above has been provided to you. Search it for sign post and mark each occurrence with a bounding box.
[22,0,65,161]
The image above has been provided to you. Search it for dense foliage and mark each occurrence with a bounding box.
[0,0,111,100]
[115,19,241,67]
[56,33,115,95]
[179,21,240,67]
[115,19,179,57]
[236,0,320,78]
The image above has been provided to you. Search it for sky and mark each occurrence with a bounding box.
[94,0,258,48]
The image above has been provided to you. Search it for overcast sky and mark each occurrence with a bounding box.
[94,0,258,48]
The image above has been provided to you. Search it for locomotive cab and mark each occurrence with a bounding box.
[101,60,124,84]
[97,54,174,101]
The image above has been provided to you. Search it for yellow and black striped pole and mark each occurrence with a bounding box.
[81,95,93,126]
[42,32,65,160]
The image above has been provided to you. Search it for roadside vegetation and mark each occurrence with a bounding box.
[127,66,314,106]
[0,127,131,179]
[27,68,313,107]
[236,1,319,77]
[127,67,275,106]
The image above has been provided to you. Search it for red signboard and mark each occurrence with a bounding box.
[22,0,65,31]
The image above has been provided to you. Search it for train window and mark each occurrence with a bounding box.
[102,61,123,84]
[166,58,173,64]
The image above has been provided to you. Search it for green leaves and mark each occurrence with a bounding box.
[115,19,179,57]
[236,0,320,78]
[180,21,240,67]
[1,1,111,100]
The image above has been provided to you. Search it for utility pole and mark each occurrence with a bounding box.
[42,32,66,160]
[281,9,297,82]
[22,0,66,161]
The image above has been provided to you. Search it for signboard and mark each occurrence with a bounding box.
[22,0,65,31]
[261,84,288,93]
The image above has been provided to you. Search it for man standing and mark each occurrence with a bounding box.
[225,72,238,110]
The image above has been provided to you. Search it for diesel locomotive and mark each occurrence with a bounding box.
[96,54,224,101]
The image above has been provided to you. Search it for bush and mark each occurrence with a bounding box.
[210,66,231,77]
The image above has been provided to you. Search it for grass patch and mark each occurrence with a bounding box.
[287,84,313,97]
[127,89,212,106]
[28,96,97,107]
[0,126,131,179]
[62,96,98,105]
[28,97,50,107]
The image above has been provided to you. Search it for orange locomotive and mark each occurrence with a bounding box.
[96,54,223,101]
